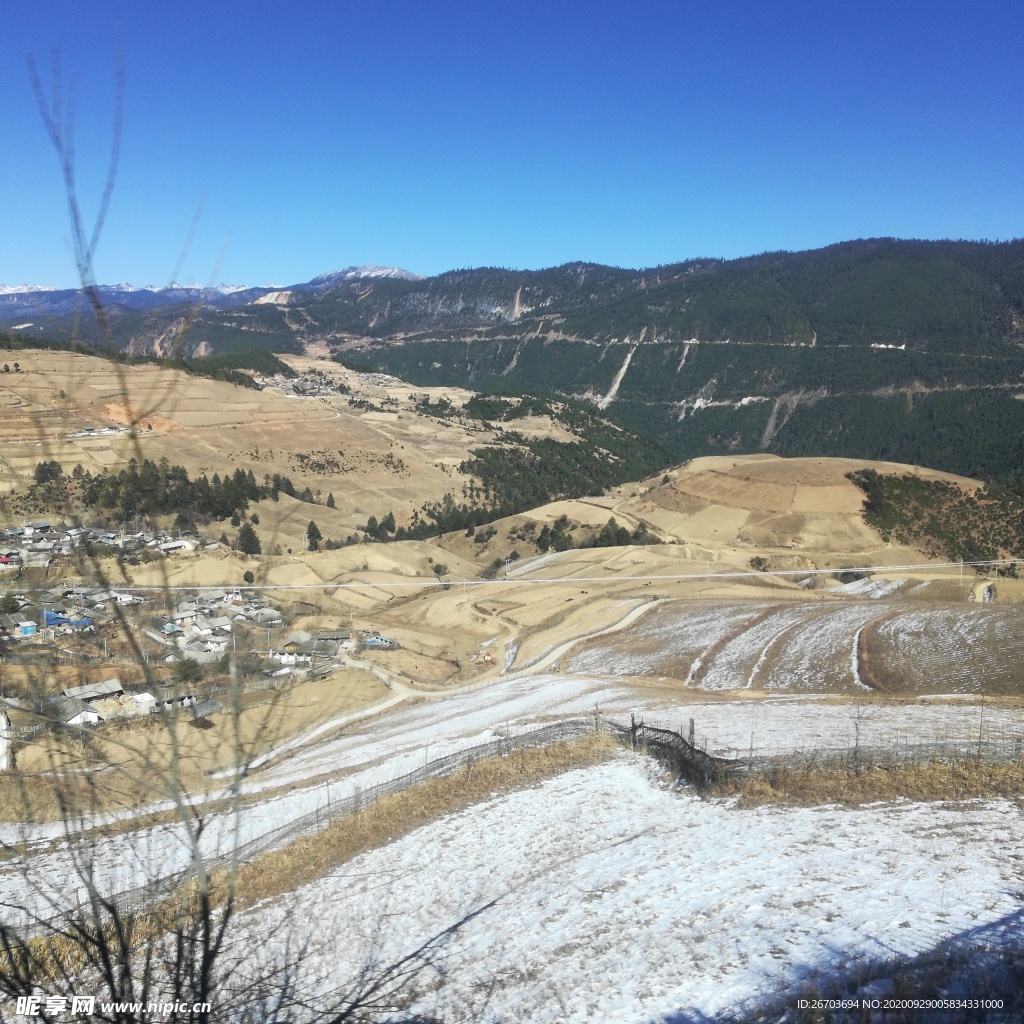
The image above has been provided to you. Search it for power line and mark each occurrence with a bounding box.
[100,557,1014,593]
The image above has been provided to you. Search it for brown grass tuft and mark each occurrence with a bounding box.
[718,757,1024,807]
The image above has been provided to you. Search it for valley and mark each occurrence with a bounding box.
[6,2,1024,1015]
[0,342,1022,1022]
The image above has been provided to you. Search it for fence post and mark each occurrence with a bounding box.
[688,718,695,747]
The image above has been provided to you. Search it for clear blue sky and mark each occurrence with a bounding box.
[2,1,1022,288]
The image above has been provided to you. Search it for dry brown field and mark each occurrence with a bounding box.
[3,668,388,820]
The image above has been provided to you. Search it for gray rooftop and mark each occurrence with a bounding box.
[61,678,124,702]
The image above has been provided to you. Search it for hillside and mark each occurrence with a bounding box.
[7,239,1024,485]
[624,454,977,560]
[0,349,664,556]
[848,467,1024,565]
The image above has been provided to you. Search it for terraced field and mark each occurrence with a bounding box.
[568,599,1024,696]
[867,607,1024,694]
[567,604,759,681]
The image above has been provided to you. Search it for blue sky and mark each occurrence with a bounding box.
[2,1,1022,288]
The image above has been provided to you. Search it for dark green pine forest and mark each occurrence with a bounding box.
[340,239,1024,488]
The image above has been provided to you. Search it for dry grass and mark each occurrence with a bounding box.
[719,757,1024,807]
[233,732,617,904]
[3,671,388,823]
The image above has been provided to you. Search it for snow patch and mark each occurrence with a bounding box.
[830,577,906,598]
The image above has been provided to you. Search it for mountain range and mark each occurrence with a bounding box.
[4,237,1024,487]
[0,265,423,319]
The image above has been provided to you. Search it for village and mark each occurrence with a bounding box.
[255,365,443,409]
[0,554,401,740]
[1,518,207,571]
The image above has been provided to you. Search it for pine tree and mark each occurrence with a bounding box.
[306,520,322,551]
[237,522,262,555]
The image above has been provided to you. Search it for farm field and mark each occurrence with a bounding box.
[620,454,977,567]
[569,598,1024,697]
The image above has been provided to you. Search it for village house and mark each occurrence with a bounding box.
[318,629,353,650]
[61,678,125,704]
[132,692,158,715]
[158,539,194,555]
[171,603,199,626]
[52,696,100,727]
[249,606,283,626]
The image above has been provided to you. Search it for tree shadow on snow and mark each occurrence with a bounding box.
[657,907,1024,1023]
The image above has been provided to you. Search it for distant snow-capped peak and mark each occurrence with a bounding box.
[308,265,423,286]
[0,284,60,295]
[0,281,249,297]
[3,266,419,299]
[153,282,252,294]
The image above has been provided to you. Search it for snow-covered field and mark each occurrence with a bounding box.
[828,577,907,598]
[698,604,811,690]
[873,607,1024,694]
[568,604,758,678]
[757,604,880,691]
[237,755,1024,1023]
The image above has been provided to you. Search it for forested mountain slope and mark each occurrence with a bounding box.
[347,240,1024,486]
[6,238,1024,485]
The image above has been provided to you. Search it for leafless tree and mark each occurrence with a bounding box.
[0,42,464,1024]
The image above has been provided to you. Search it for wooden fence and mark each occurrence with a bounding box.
[609,715,742,792]
[617,714,1024,792]
[12,710,1024,931]
[19,716,602,930]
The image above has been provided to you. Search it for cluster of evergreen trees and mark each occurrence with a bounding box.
[462,394,554,421]
[358,409,664,544]
[848,469,1024,565]
[533,515,657,552]
[32,458,299,524]
[361,495,493,542]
